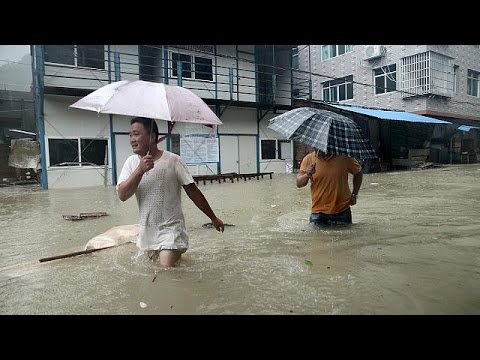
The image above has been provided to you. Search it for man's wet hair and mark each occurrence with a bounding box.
[131,117,159,139]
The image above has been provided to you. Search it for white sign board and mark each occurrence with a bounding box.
[180,135,219,164]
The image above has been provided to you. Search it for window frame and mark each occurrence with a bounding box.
[467,69,480,97]
[260,139,292,160]
[170,51,214,82]
[322,75,354,102]
[321,45,353,61]
[373,64,397,95]
[47,137,109,167]
[44,45,105,70]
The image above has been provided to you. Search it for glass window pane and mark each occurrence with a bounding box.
[331,89,337,102]
[331,45,336,57]
[261,140,276,159]
[375,76,384,94]
[347,82,353,99]
[77,45,104,69]
[195,57,213,81]
[172,53,192,78]
[338,84,346,100]
[49,139,78,166]
[321,45,330,60]
[81,139,107,165]
[278,140,292,160]
[180,54,192,78]
[386,76,396,92]
[44,45,74,65]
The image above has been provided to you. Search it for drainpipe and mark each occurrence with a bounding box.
[163,46,171,152]
[32,45,48,190]
[107,46,117,185]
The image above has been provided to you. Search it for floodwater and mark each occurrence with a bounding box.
[1,165,479,315]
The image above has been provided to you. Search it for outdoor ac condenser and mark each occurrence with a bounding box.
[364,45,387,60]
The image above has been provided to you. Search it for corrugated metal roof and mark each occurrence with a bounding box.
[331,104,452,124]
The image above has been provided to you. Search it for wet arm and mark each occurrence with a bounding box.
[352,170,363,196]
[183,183,224,232]
[296,171,311,188]
[117,167,144,201]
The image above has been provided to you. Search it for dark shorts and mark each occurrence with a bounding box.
[309,207,352,228]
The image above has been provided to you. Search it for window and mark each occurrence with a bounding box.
[48,138,108,166]
[323,75,353,101]
[374,64,396,94]
[400,51,454,97]
[467,69,480,97]
[171,52,213,81]
[195,56,213,81]
[321,45,353,61]
[44,45,105,69]
[172,53,192,79]
[261,139,276,160]
[261,139,291,160]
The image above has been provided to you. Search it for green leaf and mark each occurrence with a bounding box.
[304,260,313,267]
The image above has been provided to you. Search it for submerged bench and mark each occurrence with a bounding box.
[193,172,273,185]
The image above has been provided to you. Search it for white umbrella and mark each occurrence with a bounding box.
[70,80,222,125]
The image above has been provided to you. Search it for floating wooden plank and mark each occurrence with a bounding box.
[39,241,132,263]
[62,215,83,221]
[62,212,108,221]
[79,212,108,218]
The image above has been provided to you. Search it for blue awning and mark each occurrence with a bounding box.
[331,104,452,124]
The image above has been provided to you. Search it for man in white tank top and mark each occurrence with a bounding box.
[117,117,224,267]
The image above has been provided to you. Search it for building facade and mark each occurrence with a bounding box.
[2,45,479,189]
[293,45,480,166]
[0,45,297,189]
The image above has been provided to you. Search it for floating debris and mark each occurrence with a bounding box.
[202,222,235,228]
[62,212,108,221]
[139,302,147,308]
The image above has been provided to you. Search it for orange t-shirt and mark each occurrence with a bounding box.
[300,152,362,214]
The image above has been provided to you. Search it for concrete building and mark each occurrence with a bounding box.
[2,45,479,188]
[0,45,297,189]
[293,45,480,167]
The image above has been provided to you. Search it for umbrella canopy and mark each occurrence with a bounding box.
[268,107,377,159]
[70,80,222,125]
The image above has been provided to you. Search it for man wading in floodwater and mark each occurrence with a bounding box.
[116,117,224,267]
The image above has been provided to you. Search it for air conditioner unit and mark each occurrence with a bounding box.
[364,45,386,60]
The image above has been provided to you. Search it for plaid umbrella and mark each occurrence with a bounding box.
[268,107,377,160]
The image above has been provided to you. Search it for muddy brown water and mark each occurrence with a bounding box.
[1,165,479,314]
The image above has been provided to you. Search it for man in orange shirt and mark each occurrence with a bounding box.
[296,149,363,227]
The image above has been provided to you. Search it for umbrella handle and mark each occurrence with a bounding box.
[148,118,154,155]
